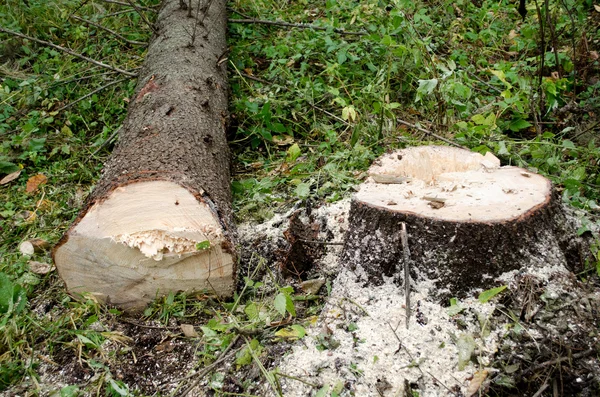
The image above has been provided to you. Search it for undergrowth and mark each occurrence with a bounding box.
[0,0,599,395]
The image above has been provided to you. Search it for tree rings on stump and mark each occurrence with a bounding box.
[341,145,569,299]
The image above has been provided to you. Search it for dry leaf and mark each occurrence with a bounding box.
[301,278,326,295]
[180,324,199,338]
[594,4,600,12]
[26,174,48,193]
[466,369,489,396]
[155,341,175,352]
[273,135,294,146]
[1,170,21,185]
[28,261,54,275]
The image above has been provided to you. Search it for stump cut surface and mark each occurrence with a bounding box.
[342,145,564,298]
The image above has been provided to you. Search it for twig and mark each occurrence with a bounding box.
[91,126,121,156]
[124,0,159,34]
[228,18,367,36]
[227,6,252,19]
[177,336,241,396]
[531,381,550,397]
[100,0,157,12]
[298,238,344,246]
[99,9,139,18]
[56,78,128,113]
[70,15,147,46]
[521,348,595,377]
[239,72,272,85]
[120,317,180,330]
[0,27,137,77]
[466,69,502,94]
[50,70,117,87]
[400,222,411,329]
[396,118,466,149]
[307,102,350,126]
[426,371,461,396]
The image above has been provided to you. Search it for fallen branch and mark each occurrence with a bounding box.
[56,78,128,113]
[307,102,350,126]
[0,27,137,77]
[177,336,241,397]
[228,18,367,36]
[239,71,272,85]
[124,0,159,34]
[100,0,158,12]
[396,118,466,149]
[70,15,147,46]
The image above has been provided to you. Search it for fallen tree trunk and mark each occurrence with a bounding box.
[342,146,586,300]
[54,0,236,311]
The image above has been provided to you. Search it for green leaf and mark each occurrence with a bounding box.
[315,386,329,397]
[562,140,576,149]
[286,143,301,162]
[456,333,476,370]
[60,385,80,397]
[244,302,258,320]
[76,334,97,348]
[196,240,211,250]
[447,297,463,316]
[274,324,305,340]
[508,119,532,132]
[285,294,296,317]
[417,79,438,96]
[295,182,311,199]
[497,141,509,156]
[107,379,130,396]
[0,161,19,174]
[274,293,287,316]
[478,285,507,303]
[0,273,25,315]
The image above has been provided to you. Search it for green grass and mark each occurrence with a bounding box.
[1,0,599,394]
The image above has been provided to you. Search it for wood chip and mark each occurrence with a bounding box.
[180,324,199,338]
[28,261,54,275]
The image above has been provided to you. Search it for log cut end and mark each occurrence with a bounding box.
[361,145,551,222]
[343,145,564,299]
[54,181,236,311]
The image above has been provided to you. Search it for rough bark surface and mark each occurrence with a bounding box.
[53,0,236,310]
[95,0,232,224]
[341,146,588,300]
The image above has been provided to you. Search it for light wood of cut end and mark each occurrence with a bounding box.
[361,146,551,222]
[53,181,235,311]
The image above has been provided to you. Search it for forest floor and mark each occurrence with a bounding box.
[1,0,600,396]
[6,198,600,397]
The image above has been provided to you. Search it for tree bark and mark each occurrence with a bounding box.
[341,146,585,300]
[53,0,236,311]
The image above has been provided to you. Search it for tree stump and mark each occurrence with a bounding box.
[341,145,574,299]
[53,0,235,311]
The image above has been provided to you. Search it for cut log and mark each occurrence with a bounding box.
[341,145,578,299]
[53,0,236,311]
[19,238,50,256]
